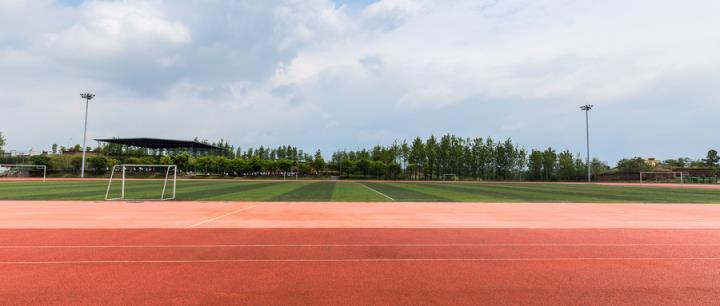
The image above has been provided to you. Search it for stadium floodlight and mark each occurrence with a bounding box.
[580,104,593,182]
[80,92,95,178]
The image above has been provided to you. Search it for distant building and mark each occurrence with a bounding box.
[6,149,46,157]
[643,157,659,167]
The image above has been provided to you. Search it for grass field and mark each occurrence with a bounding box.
[1,180,719,203]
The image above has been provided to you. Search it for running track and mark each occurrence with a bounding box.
[1,201,720,305]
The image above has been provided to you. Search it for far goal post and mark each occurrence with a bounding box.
[105,164,177,201]
[0,164,46,182]
[639,172,690,184]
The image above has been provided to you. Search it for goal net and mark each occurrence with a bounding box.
[105,164,177,201]
[0,164,46,182]
[639,172,690,184]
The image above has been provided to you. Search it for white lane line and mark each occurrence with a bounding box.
[184,205,258,228]
[358,183,394,201]
[3,243,720,249]
[2,257,720,265]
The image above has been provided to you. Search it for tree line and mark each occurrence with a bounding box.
[3,130,718,180]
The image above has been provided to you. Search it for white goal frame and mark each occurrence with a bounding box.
[105,164,177,201]
[0,164,46,182]
[442,174,458,182]
[640,171,690,184]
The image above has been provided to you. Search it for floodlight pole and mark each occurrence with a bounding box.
[80,92,95,178]
[580,104,593,182]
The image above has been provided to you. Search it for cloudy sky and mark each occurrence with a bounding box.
[1,0,718,163]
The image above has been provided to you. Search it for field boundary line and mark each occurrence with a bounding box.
[185,205,258,228]
[3,257,720,265]
[358,183,395,201]
[4,243,720,249]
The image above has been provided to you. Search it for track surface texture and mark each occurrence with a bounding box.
[1,200,720,305]
[2,229,720,305]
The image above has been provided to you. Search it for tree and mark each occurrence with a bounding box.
[527,150,544,181]
[356,159,371,176]
[159,156,173,165]
[171,153,191,171]
[52,144,58,154]
[556,150,576,181]
[542,148,557,180]
[408,137,425,180]
[277,159,293,174]
[31,155,51,167]
[590,158,610,177]
[312,150,326,174]
[663,158,691,168]
[704,149,719,167]
[616,157,652,173]
[0,132,5,153]
[86,156,116,174]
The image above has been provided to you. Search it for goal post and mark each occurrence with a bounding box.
[639,172,690,184]
[0,164,46,182]
[105,164,177,201]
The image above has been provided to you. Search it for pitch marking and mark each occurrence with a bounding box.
[185,205,258,228]
[358,183,395,201]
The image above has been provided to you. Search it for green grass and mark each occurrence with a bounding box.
[0,180,719,203]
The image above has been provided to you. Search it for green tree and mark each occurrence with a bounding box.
[0,132,5,153]
[278,159,293,174]
[408,137,425,180]
[171,153,191,171]
[556,150,576,181]
[704,149,719,167]
[159,156,173,165]
[542,148,557,180]
[527,150,544,181]
[86,156,116,174]
[356,159,371,176]
[312,150,326,174]
[370,160,386,178]
[425,136,438,180]
[30,155,51,167]
[616,157,652,173]
[590,158,610,177]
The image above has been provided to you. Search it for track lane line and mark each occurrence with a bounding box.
[3,257,720,264]
[357,183,395,201]
[3,243,720,248]
[184,205,258,228]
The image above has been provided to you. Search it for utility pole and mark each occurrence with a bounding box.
[580,104,593,182]
[80,92,95,178]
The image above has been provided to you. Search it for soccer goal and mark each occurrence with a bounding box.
[0,164,46,182]
[105,164,177,201]
[442,174,458,182]
[639,172,690,184]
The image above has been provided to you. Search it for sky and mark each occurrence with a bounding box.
[1,0,718,163]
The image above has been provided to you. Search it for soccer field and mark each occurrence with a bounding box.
[1,180,719,203]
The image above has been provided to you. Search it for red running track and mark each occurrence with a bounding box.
[2,229,720,305]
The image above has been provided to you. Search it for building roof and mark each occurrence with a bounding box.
[94,138,223,150]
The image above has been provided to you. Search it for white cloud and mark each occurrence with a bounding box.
[42,1,191,58]
[1,0,719,162]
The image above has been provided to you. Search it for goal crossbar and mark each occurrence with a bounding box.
[0,164,47,182]
[105,164,177,201]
